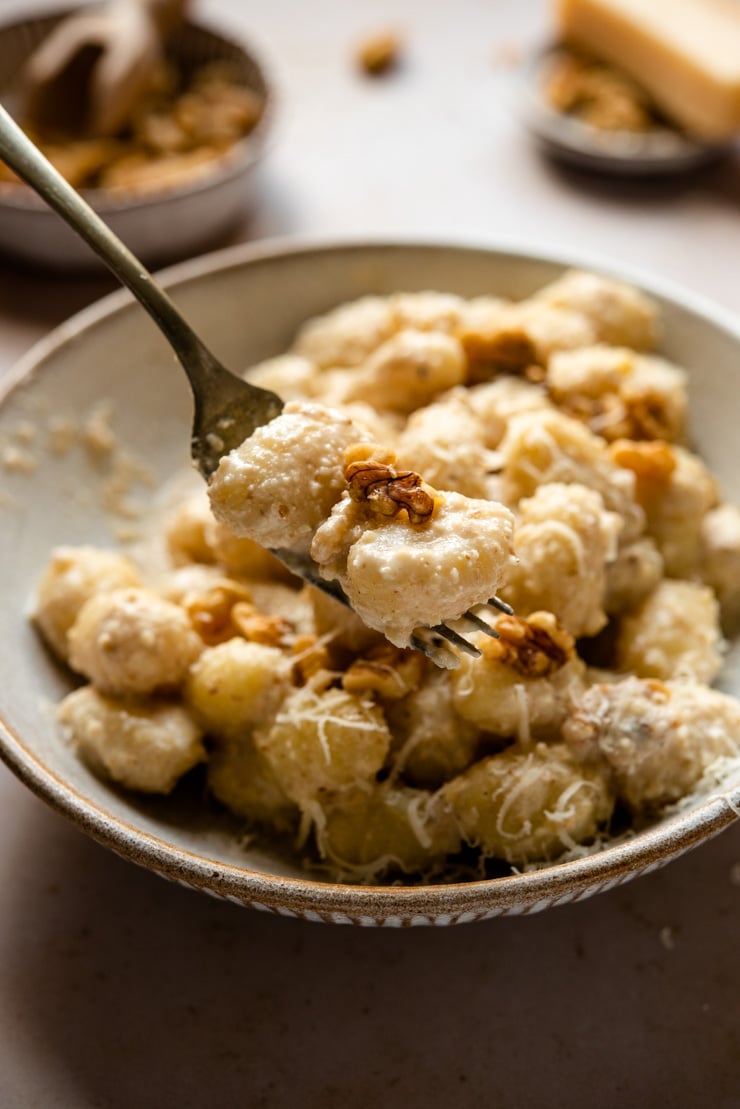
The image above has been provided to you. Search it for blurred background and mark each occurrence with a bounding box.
[1,0,739,367]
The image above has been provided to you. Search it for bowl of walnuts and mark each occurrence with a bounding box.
[0,6,273,268]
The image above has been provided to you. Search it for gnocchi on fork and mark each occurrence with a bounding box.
[0,104,514,667]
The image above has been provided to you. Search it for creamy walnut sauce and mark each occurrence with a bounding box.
[34,273,740,882]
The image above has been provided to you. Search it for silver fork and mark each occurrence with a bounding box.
[0,103,511,667]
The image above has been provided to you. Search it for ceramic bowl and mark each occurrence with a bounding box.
[1,238,739,926]
[521,43,729,177]
[0,9,273,269]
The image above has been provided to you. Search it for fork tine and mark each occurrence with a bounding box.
[487,594,514,615]
[410,632,459,668]
[459,609,500,638]
[429,623,482,657]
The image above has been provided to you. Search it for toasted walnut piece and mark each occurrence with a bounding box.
[481,612,575,677]
[290,634,333,684]
[456,303,537,382]
[561,389,682,442]
[547,346,687,443]
[611,439,718,577]
[465,332,537,380]
[356,30,402,75]
[344,454,437,525]
[622,394,680,442]
[181,580,254,645]
[231,604,293,647]
[610,438,676,485]
[342,643,426,700]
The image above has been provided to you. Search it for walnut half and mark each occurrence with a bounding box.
[481,611,574,677]
[344,446,437,525]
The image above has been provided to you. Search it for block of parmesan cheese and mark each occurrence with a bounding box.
[556,0,740,139]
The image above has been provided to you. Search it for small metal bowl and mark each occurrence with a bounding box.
[0,9,274,270]
[521,42,730,178]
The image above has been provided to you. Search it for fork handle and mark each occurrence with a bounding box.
[0,102,223,385]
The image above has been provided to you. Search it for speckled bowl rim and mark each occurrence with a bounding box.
[0,9,275,214]
[1,234,739,925]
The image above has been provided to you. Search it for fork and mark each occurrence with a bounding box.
[0,103,511,667]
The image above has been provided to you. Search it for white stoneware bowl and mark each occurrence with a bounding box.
[0,9,273,270]
[1,238,739,926]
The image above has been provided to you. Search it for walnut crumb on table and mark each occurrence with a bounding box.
[356,31,403,76]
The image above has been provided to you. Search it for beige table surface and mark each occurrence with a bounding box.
[1,2,739,1106]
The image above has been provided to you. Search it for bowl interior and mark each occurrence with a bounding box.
[1,240,739,921]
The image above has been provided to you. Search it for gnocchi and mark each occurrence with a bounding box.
[35,270,740,885]
[58,686,205,794]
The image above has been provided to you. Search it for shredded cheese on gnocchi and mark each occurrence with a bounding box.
[34,270,740,883]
